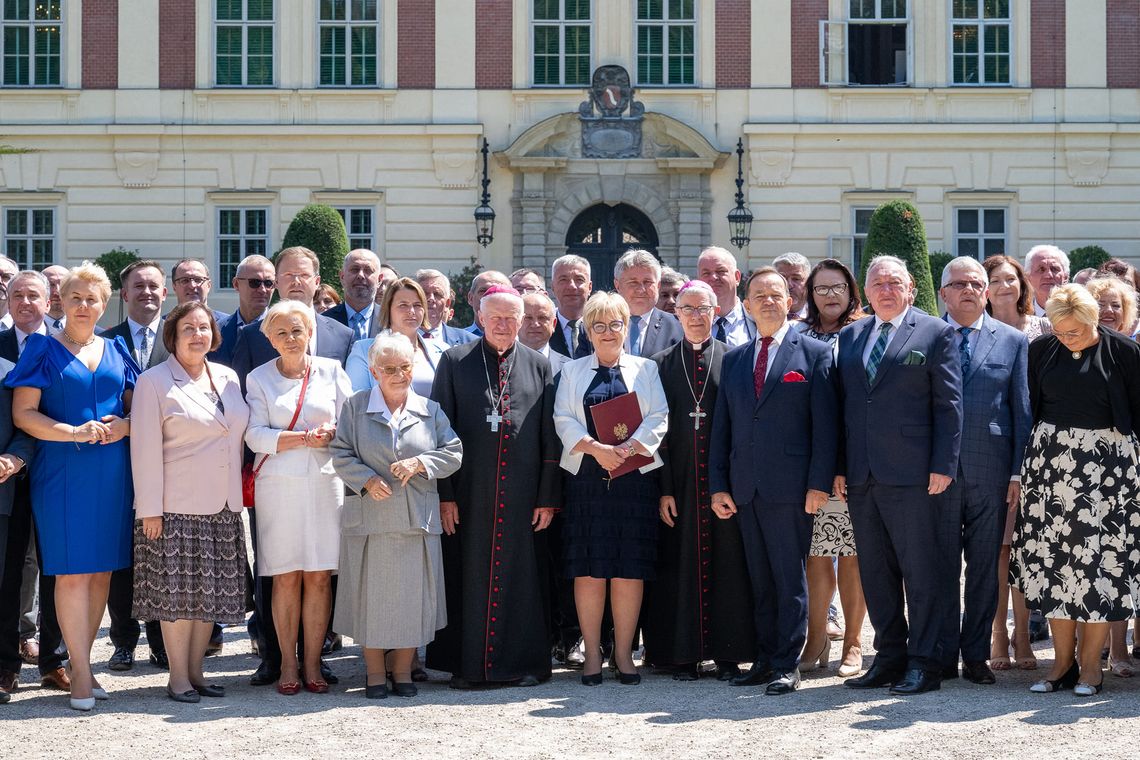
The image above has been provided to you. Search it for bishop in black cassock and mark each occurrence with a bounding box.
[645,282,754,679]
[426,287,561,687]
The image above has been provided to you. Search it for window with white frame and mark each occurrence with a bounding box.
[217,208,269,286]
[318,0,379,87]
[2,208,55,269]
[821,0,910,86]
[2,0,62,86]
[852,207,875,276]
[951,0,1010,85]
[636,0,695,86]
[955,207,1006,260]
[215,0,274,87]
[532,0,590,86]
[335,207,375,251]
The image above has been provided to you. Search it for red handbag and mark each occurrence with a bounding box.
[242,366,311,508]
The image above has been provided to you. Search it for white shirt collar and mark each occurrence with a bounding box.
[14,323,45,344]
[126,315,161,336]
[721,301,745,325]
[946,313,985,332]
[872,310,908,333]
[756,321,791,347]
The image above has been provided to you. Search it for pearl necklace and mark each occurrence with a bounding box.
[60,330,96,348]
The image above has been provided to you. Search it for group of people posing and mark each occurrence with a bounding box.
[0,240,1137,710]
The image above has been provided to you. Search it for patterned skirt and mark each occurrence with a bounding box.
[132,510,248,624]
[1009,422,1140,622]
[809,496,857,557]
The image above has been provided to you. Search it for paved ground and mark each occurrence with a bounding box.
[4,616,1140,760]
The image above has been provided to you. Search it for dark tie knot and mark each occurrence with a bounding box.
[761,336,773,347]
[958,326,973,337]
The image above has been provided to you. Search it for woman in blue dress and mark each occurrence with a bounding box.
[7,262,138,711]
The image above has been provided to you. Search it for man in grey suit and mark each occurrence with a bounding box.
[415,269,477,347]
[322,249,382,342]
[936,257,1031,685]
[519,292,570,375]
[614,249,683,358]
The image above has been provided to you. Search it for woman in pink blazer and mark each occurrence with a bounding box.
[130,302,250,704]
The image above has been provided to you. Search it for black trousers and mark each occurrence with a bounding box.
[0,493,66,675]
[937,479,1006,665]
[848,479,944,673]
[107,566,165,656]
[735,498,812,673]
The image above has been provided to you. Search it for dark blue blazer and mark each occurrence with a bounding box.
[230,312,353,391]
[322,302,382,340]
[636,307,684,358]
[439,323,478,347]
[709,329,839,505]
[836,308,963,487]
[0,333,36,518]
[550,316,591,359]
[209,309,245,366]
[948,313,1031,488]
[102,318,170,370]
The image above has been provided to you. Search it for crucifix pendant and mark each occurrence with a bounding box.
[689,408,707,430]
[486,410,503,432]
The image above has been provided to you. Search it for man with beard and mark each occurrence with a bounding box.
[323,249,382,341]
[645,280,754,681]
[427,286,560,688]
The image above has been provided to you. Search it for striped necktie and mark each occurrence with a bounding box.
[865,322,893,384]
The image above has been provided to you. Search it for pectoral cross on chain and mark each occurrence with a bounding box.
[486,410,503,432]
[689,407,707,430]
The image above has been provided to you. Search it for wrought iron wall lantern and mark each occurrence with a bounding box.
[727,138,753,250]
[474,138,496,248]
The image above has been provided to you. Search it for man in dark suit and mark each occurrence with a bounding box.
[321,248,382,342]
[549,254,593,359]
[211,254,276,366]
[614,249,683,358]
[414,269,478,347]
[463,270,511,335]
[709,267,839,695]
[0,271,65,699]
[835,255,963,695]
[519,292,570,375]
[936,257,1031,685]
[102,260,170,672]
[169,258,227,323]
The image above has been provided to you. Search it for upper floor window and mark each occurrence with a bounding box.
[954,207,1006,259]
[3,208,55,269]
[636,0,695,86]
[2,0,62,87]
[951,0,1010,85]
[821,0,910,86]
[215,0,274,87]
[217,207,269,285]
[319,0,379,87]
[532,0,590,86]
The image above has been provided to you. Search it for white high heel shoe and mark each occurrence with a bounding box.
[69,696,96,711]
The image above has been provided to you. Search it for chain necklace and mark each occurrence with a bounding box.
[480,342,516,432]
[681,340,712,430]
[60,329,96,348]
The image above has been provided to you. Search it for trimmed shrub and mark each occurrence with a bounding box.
[93,247,141,292]
[281,205,349,290]
[860,200,938,315]
[1068,245,1111,276]
[928,250,954,288]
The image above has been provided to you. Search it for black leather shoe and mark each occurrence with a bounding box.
[889,668,942,695]
[845,664,903,689]
[319,660,339,685]
[963,661,996,685]
[616,669,641,685]
[166,686,200,704]
[580,671,603,686]
[715,663,741,682]
[192,683,226,698]
[250,661,281,687]
[513,674,540,687]
[390,681,418,698]
[672,664,699,681]
[765,669,801,695]
[365,683,388,699]
[731,663,774,686]
[941,664,960,680]
[108,646,135,671]
[449,676,476,690]
[149,651,169,670]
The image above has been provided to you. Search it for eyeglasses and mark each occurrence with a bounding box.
[238,278,275,289]
[174,276,210,287]
[516,286,545,295]
[377,364,413,376]
[1054,328,1086,341]
[278,272,314,282]
[945,281,986,292]
[812,283,849,297]
[676,305,715,317]
[590,320,626,334]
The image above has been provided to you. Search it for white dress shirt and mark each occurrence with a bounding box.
[126,316,162,366]
[752,322,791,382]
[861,310,909,367]
[14,324,46,356]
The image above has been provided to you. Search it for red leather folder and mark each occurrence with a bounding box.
[589,391,654,480]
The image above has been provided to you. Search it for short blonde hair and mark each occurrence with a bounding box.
[368,332,415,369]
[1086,276,1137,334]
[60,261,112,304]
[260,300,316,338]
[1044,284,1100,330]
[582,291,630,334]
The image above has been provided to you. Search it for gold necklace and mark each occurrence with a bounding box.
[60,329,96,348]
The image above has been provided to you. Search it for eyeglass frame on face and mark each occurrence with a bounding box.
[944,280,987,293]
[590,320,626,334]
[377,363,413,376]
[173,275,210,287]
[676,305,715,317]
[1054,327,1088,341]
[812,283,849,297]
[238,277,275,289]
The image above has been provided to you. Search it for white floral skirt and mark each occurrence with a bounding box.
[1009,422,1140,622]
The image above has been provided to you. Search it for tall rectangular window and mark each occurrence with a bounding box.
[217,208,269,286]
[852,207,874,276]
[2,0,62,86]
[955,207,1006,259]
[951,0,1010,85]
[215,0,275,87]
[3,208,55,269]
[822,0,909,86]
[637,0,694,86]
[532,0,590,86]
[318,0,379,87]
[335,207,374,251]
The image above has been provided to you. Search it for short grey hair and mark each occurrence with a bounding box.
[368,331,415,368]
[480,289,524,316]
[551,254,591,280]
[773,252,810,274]
[940,256,987,287]
[659,266,689,287]
[235,254,274,275]
[866,255,909,280]
[260,300,316,338]
[413,268,451,297]
[676,279,718,307]
[10,269,48,292]
[1024,244,1069,275]
[614,249,661,282]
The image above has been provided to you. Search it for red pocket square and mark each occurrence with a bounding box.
[782,371,807,382]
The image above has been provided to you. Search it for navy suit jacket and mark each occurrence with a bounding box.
[103,318,170,370]
[710,329,839,505]
[550,315,592,359]
[209,309,246,367]
[836,308,963,486]
[635,307,684,358]
[948,313,1031,488]
[230,312,353,391]
[0,329,43,518]
[322,302,382,340]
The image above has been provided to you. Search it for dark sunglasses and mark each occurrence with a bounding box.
[238,278,275,289]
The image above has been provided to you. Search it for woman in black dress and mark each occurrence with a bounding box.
[1010,284,1140,696]
[553,292,669,686]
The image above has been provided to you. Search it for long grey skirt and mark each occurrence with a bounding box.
[333,531,446,649]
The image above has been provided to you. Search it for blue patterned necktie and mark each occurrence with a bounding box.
[628,315,642,354]
[958,326,973,376]
[350,311,367,341]
[865,322,893,384]
[715,317,727,343]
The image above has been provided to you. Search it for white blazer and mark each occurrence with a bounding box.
[553,351,668,475]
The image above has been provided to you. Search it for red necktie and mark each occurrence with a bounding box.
[754,336,773,398]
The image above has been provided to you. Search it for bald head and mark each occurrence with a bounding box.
[340,248,381,311]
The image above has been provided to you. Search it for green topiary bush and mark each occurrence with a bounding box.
[1068,245,1111,276]
[93,247,141,292]
[448,256,483,328]
[928,250,954,289]
[859,200,938,315]
[281,205,349,291]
